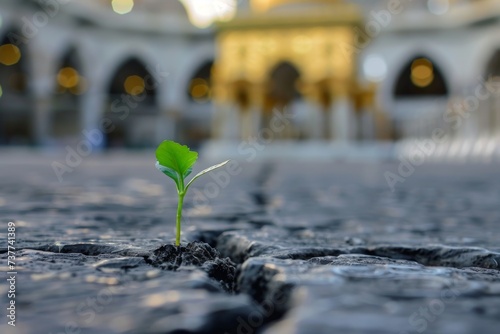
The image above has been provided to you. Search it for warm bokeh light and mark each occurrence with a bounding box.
[124,75,145,95]
[252,0,275,12]
[57,67,80,89]
[181,0,236,28]
[190,78,210,99]
[411,58,434,87]
[0,84,3,98]
[112,0,134,15]
[0,44,21,66]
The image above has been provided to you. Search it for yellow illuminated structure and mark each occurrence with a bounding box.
[213,0,381,141]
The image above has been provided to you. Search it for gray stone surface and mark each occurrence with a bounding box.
[0,152,499,333]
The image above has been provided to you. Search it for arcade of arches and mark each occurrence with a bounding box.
[2,0,500,147]
[106,58,158,148]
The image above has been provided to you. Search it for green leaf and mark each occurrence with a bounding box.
[155,141,198,189]
[184,168,193,178]
[155,161,180,190]
[185,160,230,191]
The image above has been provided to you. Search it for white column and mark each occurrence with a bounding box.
[31,62,54,146]
[489,94,498,137]
[360,108,375,140]
[331,97,353,142]
[478,96,489,137]
[80,90,107,148]
[453,97,474,139]
[30,35,56,146]
[238,105,262,140]
[251,105,261,139]
[33,96,52,146]
[213,102,239,140]
[240,108,254,140]
[494,94,500,136]
[156,108,177,143]
[307,102,323,140]
[284,104,295,140]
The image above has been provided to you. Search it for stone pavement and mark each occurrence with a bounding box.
[0,151,499,334]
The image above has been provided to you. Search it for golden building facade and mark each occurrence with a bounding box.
[213,0,383,141]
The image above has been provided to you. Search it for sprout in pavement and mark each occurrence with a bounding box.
[155,140,229,246]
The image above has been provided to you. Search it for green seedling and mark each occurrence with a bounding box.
[155,140,229,246]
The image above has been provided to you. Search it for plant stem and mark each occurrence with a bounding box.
[175,192,185,246]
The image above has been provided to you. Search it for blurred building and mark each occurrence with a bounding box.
[0,0,500,150]
[0,0,218,148]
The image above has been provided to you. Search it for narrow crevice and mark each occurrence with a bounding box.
[251,191,269,206]
[195,229,294,332]
[254,162,275,188]
[232,258,294,324]
[250,162,275,207]
[142,236,292,333]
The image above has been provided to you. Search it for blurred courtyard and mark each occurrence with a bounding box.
[1,1,500,334]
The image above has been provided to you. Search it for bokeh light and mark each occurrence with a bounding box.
[57,67,80,89]
[190,78,210,101]
[124,75,145,95]
[428,0,449,16]
[0,44,21,66]
[112,0,134,15]
[181,0,237,28]
[0,84,3,98]
[363,55,387,82]
[252,0,273,12]
[411,58,434,87]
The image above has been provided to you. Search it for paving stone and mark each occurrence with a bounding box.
[236,256,500,334]
[1,153,500,333]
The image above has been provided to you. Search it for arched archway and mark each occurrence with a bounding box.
[263,61,302,139]
[391,56,449,139]
[0,28,34,145]
[105,58,158,148]
[266,61,302,109]
[182,60,214,147]
[187,60,213,103]
[51,47,84,142]
[394,56,448,97]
